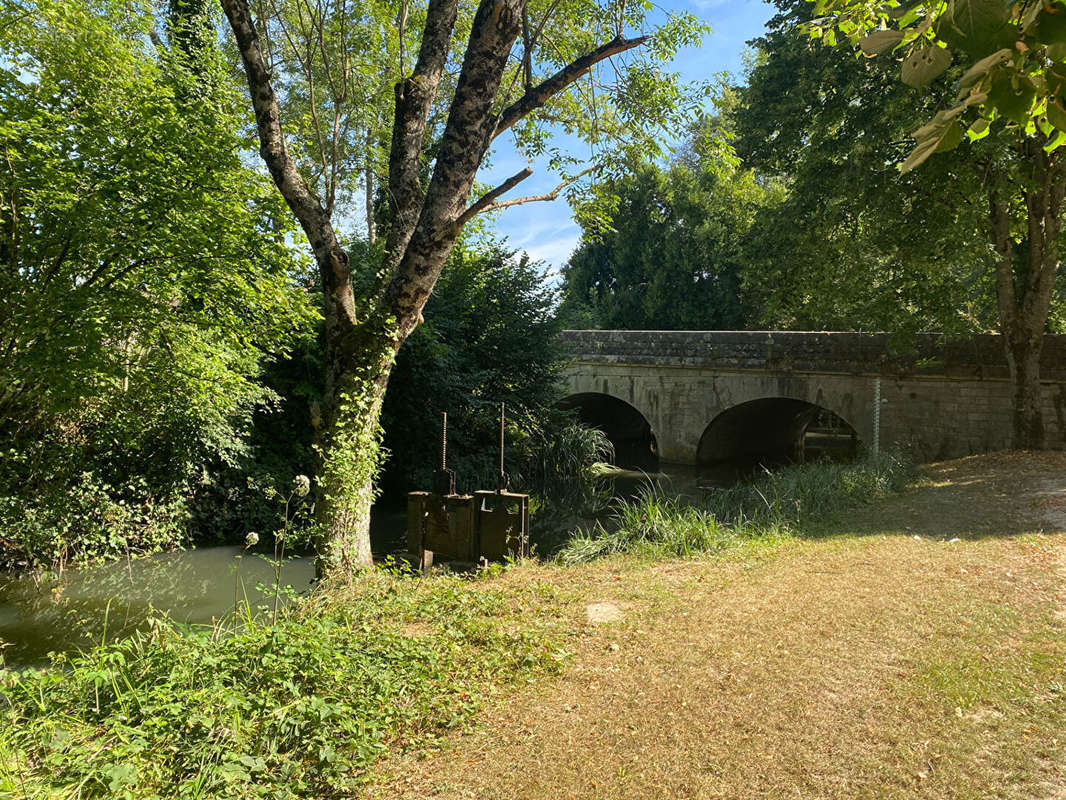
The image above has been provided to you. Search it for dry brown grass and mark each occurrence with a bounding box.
[366,452,1066,800]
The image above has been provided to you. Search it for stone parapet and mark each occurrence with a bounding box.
[559,330,1066,382]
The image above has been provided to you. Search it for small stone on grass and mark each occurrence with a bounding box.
[586,602,623,624]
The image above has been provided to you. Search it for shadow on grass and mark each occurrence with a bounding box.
[803,451,1066,542]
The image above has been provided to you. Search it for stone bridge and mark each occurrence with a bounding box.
[560,330,1066,468]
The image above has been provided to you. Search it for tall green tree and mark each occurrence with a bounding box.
[562,118,780,330]
[807,0,1066,447]
[734,0,1001,335]
[220,0,708,570]
[0,0,314,566]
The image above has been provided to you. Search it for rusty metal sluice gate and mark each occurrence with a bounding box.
[406,404,530,572]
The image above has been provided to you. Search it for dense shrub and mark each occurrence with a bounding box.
[514,420,614,515]
[0,0,316,568]
[0,475,187,572]
[380,240,565,497]
[512,421,615,553]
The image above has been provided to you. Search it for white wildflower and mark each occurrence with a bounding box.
[293,474,311,497]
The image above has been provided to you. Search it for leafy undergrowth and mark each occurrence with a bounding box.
[0,569,570,799]
[558,451,914,564]
[0,453,1039,800]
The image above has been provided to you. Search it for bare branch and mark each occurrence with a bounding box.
[526,0,563,68]
[397,0,409,77]
[498,0,562,112]
[254,0,276,71]
[311,0,340,100]
[386,0,523,333]
[462,166,597,220]
[222,0,328,236]
[492,34,648,140]
[521,5,532,89]
[456,166,533,225]
[221,0,357,326]
[267,0,334,204]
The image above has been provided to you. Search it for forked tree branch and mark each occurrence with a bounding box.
[461,165,598,220]
[492,34,648,139]
[386,0,523,332]
[220,0,329,244]
[221,0,357,325]
[456,166,533,225]
[383,0,459,271]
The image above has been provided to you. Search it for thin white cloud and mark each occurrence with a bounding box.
[497,208,582,271]
[521,232,581,268]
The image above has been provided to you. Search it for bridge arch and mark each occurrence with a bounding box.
[557,392,659,471]
[697,397,859,467]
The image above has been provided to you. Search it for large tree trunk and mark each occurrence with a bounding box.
[223,0,380,569]
[1003,323,1045,448]
[314,340,392,573]
[308,256,395,575]
[988,140,1064,450]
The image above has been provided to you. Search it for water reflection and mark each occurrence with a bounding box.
[0,547,315,669]
[605,462,748,502]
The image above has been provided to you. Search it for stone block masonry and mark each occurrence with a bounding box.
[560,331,1066,464]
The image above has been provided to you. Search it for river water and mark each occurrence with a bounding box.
[0,465,740,669]
[0,547,316,668]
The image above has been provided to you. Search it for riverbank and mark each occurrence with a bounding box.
[0,454,906,669]
[369,451,1066,799]
[0,565,574,798]
[2,452,1063,798]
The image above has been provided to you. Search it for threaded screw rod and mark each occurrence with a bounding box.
[440,411,447,470]
[499,402,506,477]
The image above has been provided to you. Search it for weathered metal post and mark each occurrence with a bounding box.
[434,411,456,496]
[873,378,881,457]
[497,402,509,492]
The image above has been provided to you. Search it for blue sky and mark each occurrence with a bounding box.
[480,0,776,276]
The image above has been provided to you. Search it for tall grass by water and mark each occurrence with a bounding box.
[557,451,915,565]
[0,568,568,799]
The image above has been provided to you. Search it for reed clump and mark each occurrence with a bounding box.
[557,451,914,565]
